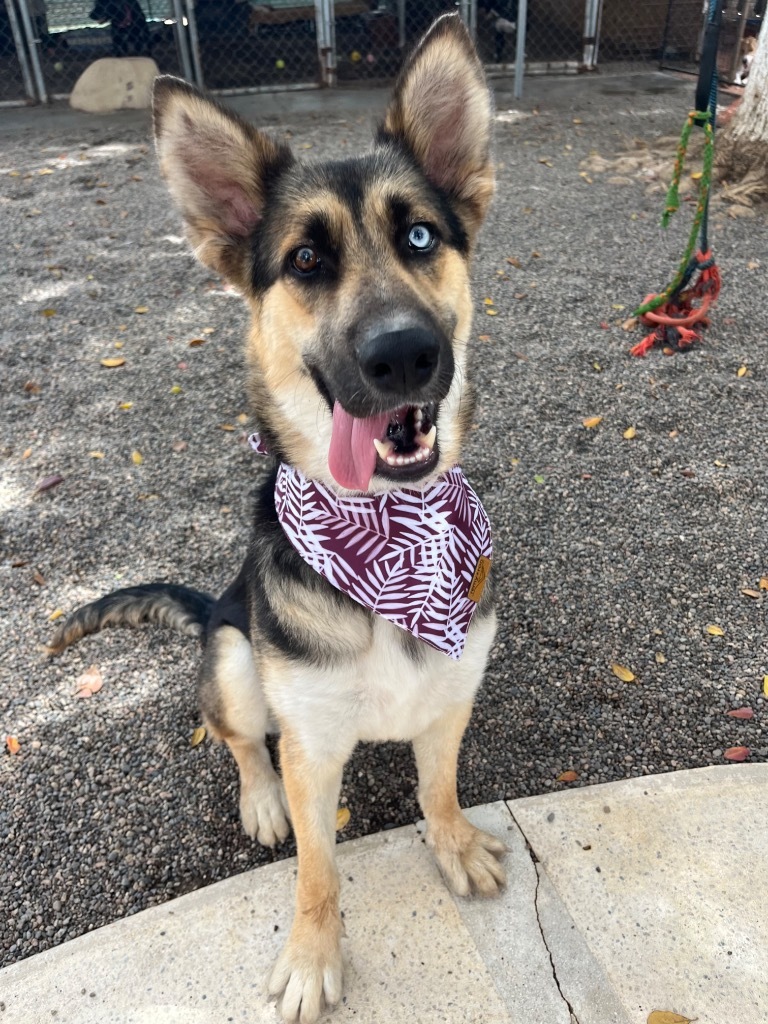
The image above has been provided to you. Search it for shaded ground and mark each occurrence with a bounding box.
[1,72,767,969]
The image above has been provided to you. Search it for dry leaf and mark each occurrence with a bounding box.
[647,1012,697,1024]
[741,588,761,599]
[22,447,32,459]
[40,308,56,317]
[506,257,522,268]
[572,118,583,124]
[190,725,206,748]
[723,746,750,761]
[89,450,105,459]
[483,297,494,305]
[556,770,579,783]
[763,676,768,698]
[706,624,724,636]
[119,401,133,410]
[621,317,638,331]
[172,440,188,452]
[100,357,125,368]
[690,171,703,181]
[219,423,236,432]
[131,450,143,466]
[737,365,747,378]
[170,385,182,395]
[611,663,636,682]
[202,327,215,334]
[34,474,64,495]
[33,570,46,586]
[48,608,64,621]
[655,652,667,665]
[134,306,149,314]
[478,334,491,342]
[188,338,206,347]
[74,664,103,698]
[24,380,41,394]
[582,416,603,429]
[6,736,21,755]
[726,708,754,720]
[486,309,498,316]
[236,413,248,425]
[335,807,351,830]
[623,426,637,440]
[759,577,768,590]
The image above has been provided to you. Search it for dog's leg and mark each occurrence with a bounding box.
[413,701,507,896]
[199,625,290,846]
[268,726,347,1024]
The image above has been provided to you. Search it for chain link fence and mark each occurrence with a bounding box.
[1,0,763,107]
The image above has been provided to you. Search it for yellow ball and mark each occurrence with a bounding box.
[275,59,285,70]
[53,61,64,72]
[350,50,362,63]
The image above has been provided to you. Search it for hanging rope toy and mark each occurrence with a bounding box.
[630,1,722,357]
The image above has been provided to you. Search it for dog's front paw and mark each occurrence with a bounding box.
[240,774,291,847]
[268,931,343,1024]
[428,817,507,897]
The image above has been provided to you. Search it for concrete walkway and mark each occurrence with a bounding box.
[2,765,766,1024]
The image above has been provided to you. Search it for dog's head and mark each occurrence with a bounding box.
[153,14,493,493]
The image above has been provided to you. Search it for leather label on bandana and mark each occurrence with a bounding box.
[468,555,492,603]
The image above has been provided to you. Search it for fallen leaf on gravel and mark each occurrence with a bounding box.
[478,334,491,342]
[759,577,768,590]
[556,770,579,783]
[747,260,759,270]
[33,570,46,586]
[647,1012,697,1024]
[726,708,754,720]
[713,460,727,468]
[741,588,761,599]
[48,608,64,621]
[22,448,32,459]
[134,306,149,314]
[190,726,206,748]
[593,361,602,371]
[100,357,125,368]
[34,474,65,496]
[40,308,56,317]
[623,426,637,439]
[655,652,667,664]
[724,746,750,761]
[219,423,236,432]
[763,676,768,697]
[119,401,133,410]
[706,624,724,636]
[24,380,41,393]
[170,385,182,395]
[484,297,494,305]
[486,309,498,316]
[114,341,124,349]
[533,474,546,484]
[236,413,248,425]
[582,416,603,429]
[131,450,143,465]
[6,736,21,755]
[73,665,103,698]
[680,469,695,478]
[621,317,638,331]
[506,256,522,268]
[89,451,104,459]
[172,440,188,452]
[531,251,541,259]
[188,338,206,347]
[737,366,747,378]
[202,327,215,334]
[572,118,583,125]
[611,664,636,682]
[335,807,351,830]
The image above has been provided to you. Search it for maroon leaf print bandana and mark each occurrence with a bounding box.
[249,434,492,660]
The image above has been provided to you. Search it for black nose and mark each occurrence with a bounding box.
[358,328,440,395]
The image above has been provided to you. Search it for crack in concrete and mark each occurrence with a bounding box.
[508,807,581,1024]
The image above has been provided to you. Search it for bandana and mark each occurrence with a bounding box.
[249,434,492,660]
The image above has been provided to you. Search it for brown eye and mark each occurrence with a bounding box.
[291,246,319,275]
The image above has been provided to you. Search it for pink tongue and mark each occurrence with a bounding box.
[328,401,391,491]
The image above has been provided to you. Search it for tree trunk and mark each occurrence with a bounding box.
[716,21,768,185]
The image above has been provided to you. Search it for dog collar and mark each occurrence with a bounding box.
[248,433,492,660]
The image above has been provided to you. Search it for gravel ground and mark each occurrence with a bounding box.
[2,72,767,970]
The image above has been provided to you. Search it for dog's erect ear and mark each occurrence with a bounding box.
[152,77,293,286]
[380,14,494,230]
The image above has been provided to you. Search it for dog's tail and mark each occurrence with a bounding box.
[47,582,214,656]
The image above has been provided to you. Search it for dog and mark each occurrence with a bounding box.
[735,34,757,86]
[90,0,151,58]
[49,14,505,1022]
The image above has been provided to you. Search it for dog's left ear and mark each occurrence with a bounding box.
[381,14,494,233]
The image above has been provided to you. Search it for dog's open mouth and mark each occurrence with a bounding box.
[328,401,439,491]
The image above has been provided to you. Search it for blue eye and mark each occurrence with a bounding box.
[407,223,435,251]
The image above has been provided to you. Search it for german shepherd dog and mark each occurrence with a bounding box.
[50,14,505,1022]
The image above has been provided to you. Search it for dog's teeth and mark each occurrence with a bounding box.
[417,425,437,451]
[373,438,394,460]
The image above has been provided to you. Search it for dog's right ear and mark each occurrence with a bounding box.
[152,77,293,288]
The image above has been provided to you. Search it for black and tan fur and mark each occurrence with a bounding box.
[50,16,505,1023]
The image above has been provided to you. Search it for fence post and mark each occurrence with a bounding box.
[514,0,527,99]
[4,0,36,102]
[314,0,336,87]
[15,0,47,102]
[172,0,194,83]
[582,0,604,71]
[184,0,205,90]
